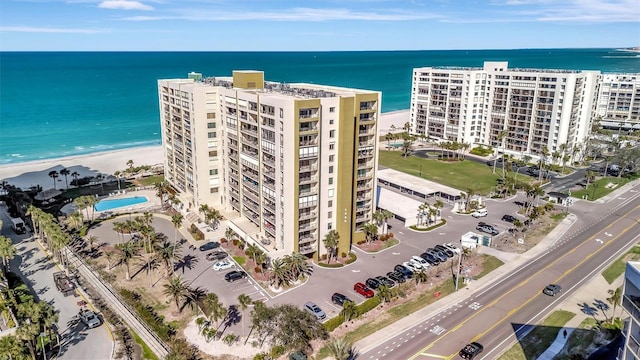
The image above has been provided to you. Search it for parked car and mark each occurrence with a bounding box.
[411,255,430,268]
[199,241,220,251]
[442,242,461,255]
[213,260,233,271]
[434,244,454,258]
[471,208,488,218]
[419,252,440,266]
[354,282,375,298]
[394,264,414,278]
[476,223,499,236]
[78,309,101,329]
[543,284,562,296]
[501,214,516,223]
[426,248,447,263]
[206,251,227,261]
[224,270,247,282]
[331,292,352,306]
[375,275,396,288]
[386,271,406,284]
[408,257,428,270]
[403,261,422,273]
[304,302,326,320]
[459,342,484,359]
[365,277,382,290]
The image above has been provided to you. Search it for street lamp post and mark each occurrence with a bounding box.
[455,240,463,291]
[40,332,47,360]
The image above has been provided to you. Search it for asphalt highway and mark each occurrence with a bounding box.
[361,187,640,360]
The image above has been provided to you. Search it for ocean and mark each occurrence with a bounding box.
[1,49,639,165]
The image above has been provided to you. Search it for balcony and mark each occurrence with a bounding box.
[299,212,317,221]
[299,175,318,185]
[299,163,319,172]
[357,160,374,170]
[299,245,316,255]
[299,234,316,245]
[298,221,318,232]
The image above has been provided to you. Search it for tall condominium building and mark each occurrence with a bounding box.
[620,261,640,359]
[409,61,600,161]
[158,71,380,258]
[594,73,640,131]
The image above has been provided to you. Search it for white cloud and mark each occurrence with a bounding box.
[121,7,442,21]
[489,0,640,22]
[99,0,154,11]
[0,26,104,33]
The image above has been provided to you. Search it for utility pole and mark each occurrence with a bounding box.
[455,240,463,291]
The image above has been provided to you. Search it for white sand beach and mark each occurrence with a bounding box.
[0,110,410,191]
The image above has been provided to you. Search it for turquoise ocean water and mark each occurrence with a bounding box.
[1,49,639,165]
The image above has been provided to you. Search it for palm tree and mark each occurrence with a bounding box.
[372,210,385,233]
[71,171,80,187]
[163,276,190,312]
[0,335,25,360]
[283,252,311,280]
[154,181,169,205]
[59,168,70,190]
[206,208,223,230]
[381,209,394,235]
[414,269,428,286]
[136,253,160,287]
[464,188,475,212]
[117,240,140,280]
[65,211,84,231]
[237,294,252,335]
[126,159,134,173]
[493,130,507,174]
[361,222,378,244]
[377,284,393,303]
[206,295,227,330]
[156,240,181,276]
[171,213,183,252]
[269,258,291,289]
[224,227,235,242]
[48,170,59,189]
[0,236,17,274]
[585,170,597,187]
[607,287,622,321]
[327,338,357,360]
[538,145,550,182]
[340,300,358,322]
[322,229,339,263]
[86,235,98,252]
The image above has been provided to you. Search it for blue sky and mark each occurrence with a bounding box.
[0,0,638,51]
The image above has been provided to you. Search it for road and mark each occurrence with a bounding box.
[0,205,113,360]
[360,184,640,360]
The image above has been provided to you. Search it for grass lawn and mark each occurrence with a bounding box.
[602,246,640,284]
[135,175,164,187]
[131,329,160,360]
[499,310,575,360]
[378,150,534,195]
[571,176,632,201]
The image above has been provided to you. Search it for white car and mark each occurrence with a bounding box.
[411,255,430,269]
[402,261,421,273]
[212,260,234,271]
[471,209,488,218]
[443,242,461,255]
[407,259,425,271]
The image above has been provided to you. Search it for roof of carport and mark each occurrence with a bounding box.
[376,187,422,220]
[377,168,464,198]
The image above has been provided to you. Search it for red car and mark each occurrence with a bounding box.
[354,282,374,298]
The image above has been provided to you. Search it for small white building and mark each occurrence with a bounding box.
[461,231,491,249]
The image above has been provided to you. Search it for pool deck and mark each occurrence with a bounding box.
[94,189,161,218]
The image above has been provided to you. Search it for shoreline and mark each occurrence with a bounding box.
[0,109,410,191]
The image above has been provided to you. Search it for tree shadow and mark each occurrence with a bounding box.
[174,255,199,274]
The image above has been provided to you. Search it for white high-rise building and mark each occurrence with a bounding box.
[595,73,640,131]
[158,71,380,258]
[410,61,601,161]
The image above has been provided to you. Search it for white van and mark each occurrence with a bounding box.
[471,209,488,218]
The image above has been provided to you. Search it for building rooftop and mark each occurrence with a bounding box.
[377,168,463,198]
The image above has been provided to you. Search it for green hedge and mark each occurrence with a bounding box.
[119,288,175,341]
[357,296,381,316]
[323,314,345,332]
[410,219,447,232]
[469,146,493,156]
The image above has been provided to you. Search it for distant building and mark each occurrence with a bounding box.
[620,261,640,359]
[409,61,601,163]
[594,73,640,131]
[158,71,380,258]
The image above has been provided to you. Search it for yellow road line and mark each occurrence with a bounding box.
[409,204,640,359]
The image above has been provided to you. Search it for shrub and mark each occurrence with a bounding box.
[233,239,239,246]
[270,345,286,358]
[323,315,345,332]
[388,232,394,238]
[320,254,327,260]
[220,238,227,244]
[254,266,262,273]
[341,252,347,258]
[356,296,381,316]
[317,262,343,268]
[119,288,175,341]
[357,240,365,245]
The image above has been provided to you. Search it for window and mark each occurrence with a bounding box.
[209,150,218,157]
[207,122,216,129]
[208,132,216,139]
[329,143,335,150]
[329,166,334,174]
[328,189,334,197]
[328,211,333,218]
[329,107,335,113]
[207,113,215,119]
[280,108,284,118]
[329,130,335,138]
[327,223,333,230]
[210,187,219,193]
[329,119,334,125]
[328,200,333,207]
[328,177,333,185]
[209,169,218,175]
[329,155,335,162]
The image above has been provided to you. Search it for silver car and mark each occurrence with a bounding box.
[304,302,326,320]
[79,309,101,328]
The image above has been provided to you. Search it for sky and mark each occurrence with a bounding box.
[0,0,639,51]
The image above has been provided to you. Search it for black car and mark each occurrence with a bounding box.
[331,292,352,306]
[502,214,516,223]
[365,277,382,290]
[199,241,220,251]
[375,275,396,288]
[419,252,440,266]
[394,264,414,278]
[476,224,499,236]
[459,342,484,359]
[224,270,247,282]
[205,251,227,261]
[434,244,454,258]
[386,271,406,283]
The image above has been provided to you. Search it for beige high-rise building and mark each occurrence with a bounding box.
[594,73,640,131]
[158,71,380,258]
[409,61,601,162]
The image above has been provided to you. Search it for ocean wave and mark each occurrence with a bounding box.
[603,55,640,58]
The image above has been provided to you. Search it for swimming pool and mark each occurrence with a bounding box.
[94,196,149,212]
